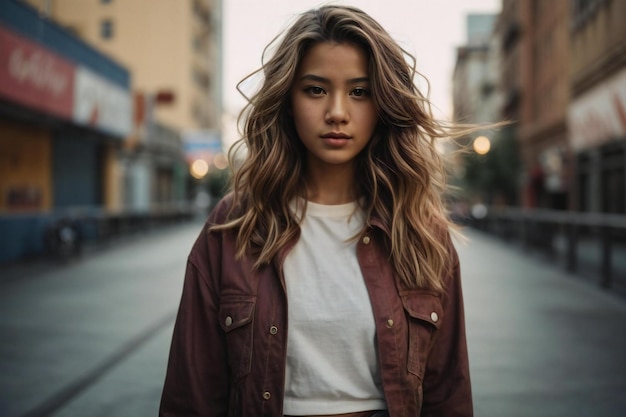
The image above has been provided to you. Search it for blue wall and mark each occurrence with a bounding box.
[52,130,102,208]
[0,0,131,264]
[0,214,51,264]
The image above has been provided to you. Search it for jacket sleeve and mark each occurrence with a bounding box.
[159,221,230,417]
[420,240,473,417]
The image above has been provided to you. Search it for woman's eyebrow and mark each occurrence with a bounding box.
[299,74,370,84]
[347,77,369,84]
[299,74,329,83]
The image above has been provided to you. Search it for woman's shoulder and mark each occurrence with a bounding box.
[189,193,238,260]
[206,192,239,225]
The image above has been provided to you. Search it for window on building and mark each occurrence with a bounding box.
[571,0,608,29]
[101,19,113,39]
[64,25,81,37]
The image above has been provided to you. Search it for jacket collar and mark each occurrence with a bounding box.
[369,213,390,237]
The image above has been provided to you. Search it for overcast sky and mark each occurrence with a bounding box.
[221,0,501,144]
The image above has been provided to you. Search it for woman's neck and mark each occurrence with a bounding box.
[305,165,357,205]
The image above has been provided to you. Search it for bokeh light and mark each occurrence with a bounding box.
[190,159,209,179]
[213,153,229,170]
[473,136,491,155]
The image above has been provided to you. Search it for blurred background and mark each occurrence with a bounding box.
[2,0,626,269]
[1,0,626,272]
[1,1,626,416]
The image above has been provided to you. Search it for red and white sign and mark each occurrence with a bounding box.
[568,68,626,150]
[73,66,131,137]
[0,25,131,138]
[0,25,74,119]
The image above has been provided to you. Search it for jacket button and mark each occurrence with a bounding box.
[224,316,233,327]
[263,391,271,400]
[362,236,371,245]
[386,319,394,328]
[430,312,439,323]
[269,325,278,335]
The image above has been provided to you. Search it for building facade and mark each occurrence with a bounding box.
[453,14,500,126]
[24,0,224,211]
[452,14,515,205]
[496,0,524,126]
[493,0,532,206]
[31,0,227,202]
[0,0,132,262]
[517,0,571,210]
[494,0,626,213]
[568,0,626,214]
[25,0,221,131]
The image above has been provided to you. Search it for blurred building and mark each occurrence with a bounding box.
[0,0,132,262]
[493,0,530,207]
[495,1,524,132]
[453,14,515,205]
[568,0,626,214]
[493,0,626,214]
[517,0,571,210]
[496,0,569,209]
[453,14,500,126]
[24,0,221,131]
[23,0,225,210]
[0,0,222,264]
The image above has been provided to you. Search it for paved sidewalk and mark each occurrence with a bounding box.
[1,223,625,416]
[0,222,202,417]
[457,228,626,417]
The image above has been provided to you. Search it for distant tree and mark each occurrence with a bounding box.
[457,127,520,206]
[207,168,231,200]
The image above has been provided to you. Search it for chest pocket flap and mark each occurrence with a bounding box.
[219,295,256,332]
[218,295,256,381]
[400,290,443,378]
[400,290,443,329]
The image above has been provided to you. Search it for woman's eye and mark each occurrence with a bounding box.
[352,87,369,97]
[306,86,325,95]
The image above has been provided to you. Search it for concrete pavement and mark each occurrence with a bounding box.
[0,221,203,417]
[0,222,625,416]
[458,228,626,417]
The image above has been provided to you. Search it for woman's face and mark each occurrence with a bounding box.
[291,41,378,174]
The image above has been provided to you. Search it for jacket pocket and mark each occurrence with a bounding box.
[219,295,256,382]
[400,290,442,379]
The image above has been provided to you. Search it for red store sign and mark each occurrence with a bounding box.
[0,25,74,120]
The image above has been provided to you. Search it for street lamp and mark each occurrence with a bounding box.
[473,135,491,155]
[190,159,209,179]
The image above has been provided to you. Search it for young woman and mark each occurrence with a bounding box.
[160,5,473,417]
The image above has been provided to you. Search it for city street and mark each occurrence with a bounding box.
[1,222,625,416]
[459,230,626,417]
[0,221,204,417]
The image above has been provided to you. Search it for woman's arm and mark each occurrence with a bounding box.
[159,223,230,417]
[420,243,473,417]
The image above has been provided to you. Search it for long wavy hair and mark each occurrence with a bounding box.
[216,5,471,291]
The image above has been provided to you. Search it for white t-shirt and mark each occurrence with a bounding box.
[282,200,386,415]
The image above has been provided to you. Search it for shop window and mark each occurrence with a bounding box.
[602,168,625,213]
[101,19,114,39]
[601,148,626,213]
[571,0,608,30]
[576,154,590,212]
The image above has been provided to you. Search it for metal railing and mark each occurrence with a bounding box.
[43,203,196,260]
[469,207,626,291]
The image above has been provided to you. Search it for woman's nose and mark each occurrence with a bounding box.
[325,95,349,124]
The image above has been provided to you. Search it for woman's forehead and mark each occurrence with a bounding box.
[296,42,369,79]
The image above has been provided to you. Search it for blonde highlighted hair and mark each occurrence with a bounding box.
[217,5,473,291]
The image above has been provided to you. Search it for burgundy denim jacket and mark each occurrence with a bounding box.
[159,196,473,417]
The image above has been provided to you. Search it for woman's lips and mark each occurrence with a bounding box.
[320,132,351,146]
